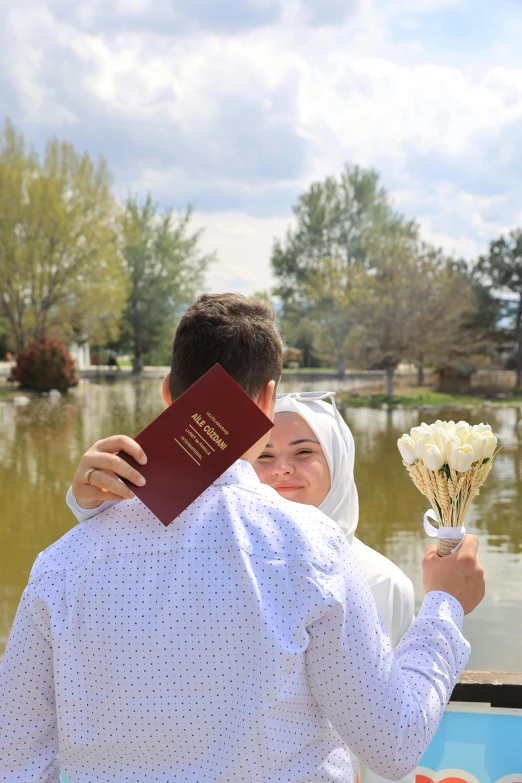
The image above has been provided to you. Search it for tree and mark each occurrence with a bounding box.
[0,120,128,351]
[300,256,356,374]
[346,233,424,396]
[283,316,320,368]
[121,195,213,373]
[477,230,522,389]
[404,253,481,386]
[251,290,272,302]
[271,164,416,374]
[464,273,504,349]
[346,238,479,398]
[0,324,10,359]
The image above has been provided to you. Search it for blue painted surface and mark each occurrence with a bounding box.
[419,709,522,782]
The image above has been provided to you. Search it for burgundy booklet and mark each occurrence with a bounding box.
[119,364,273,525]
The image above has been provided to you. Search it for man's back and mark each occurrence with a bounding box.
[1,461,351,781]
[0,460,470,783]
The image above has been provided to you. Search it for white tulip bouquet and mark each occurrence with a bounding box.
[397,420,498,556]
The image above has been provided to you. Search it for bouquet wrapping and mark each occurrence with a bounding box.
[397,420,498,556]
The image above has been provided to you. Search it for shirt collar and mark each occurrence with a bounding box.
[212,459,260,487]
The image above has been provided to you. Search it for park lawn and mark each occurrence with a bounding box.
[337,387,522,408]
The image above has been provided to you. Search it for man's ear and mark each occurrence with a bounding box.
[162,373,173,406]
[255,380,276,421]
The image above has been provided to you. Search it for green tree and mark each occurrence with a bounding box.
[251,290,272,302]
[283,317,320,368]
[300,256,356,374]
[404,253,483,386]
[121,195,213,373]
[464,274,504,348]
[346,238,479,398]
[0,324,10,358]
[0,120,128,352]
[271,164,416,374]
[347,233,423,396]
[477,230,522,388]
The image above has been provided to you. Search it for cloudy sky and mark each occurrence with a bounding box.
[2,0,522,293]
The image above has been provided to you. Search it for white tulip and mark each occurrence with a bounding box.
[397,435,417,464]
[414,436,426,459]
[468,434,486,462]
[455,421,471,444]
[482,431,498,459]
[422,443,445,471]
[441,435,461,463]
[449,445,475,473]
[431,426,446,449]
[410,424,430,440]
[410,426,426,441]
[435,422,453,436]
[475,423,492,434]
[414,432,435,459]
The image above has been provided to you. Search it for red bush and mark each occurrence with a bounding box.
[14,336,79,392]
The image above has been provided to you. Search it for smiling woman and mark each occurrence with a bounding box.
[255,412,332,506]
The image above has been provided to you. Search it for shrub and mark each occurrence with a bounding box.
[14,336,79,392]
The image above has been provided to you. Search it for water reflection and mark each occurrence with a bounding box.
[1,381,521,671]
[0,380,165,649]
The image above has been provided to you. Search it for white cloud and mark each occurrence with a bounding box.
[191,212,293,295]
[1,0,522,290]
[301,56,522,168]
[381,0,458,14]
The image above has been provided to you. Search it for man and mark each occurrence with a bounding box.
[0,293,484,782]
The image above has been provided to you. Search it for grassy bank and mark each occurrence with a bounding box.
[337,387,522,409]
[0,387,17,398]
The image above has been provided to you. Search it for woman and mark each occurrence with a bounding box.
[67,391,415,783]
[259,393,415,651]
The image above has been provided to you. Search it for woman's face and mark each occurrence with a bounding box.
[254,412,331,507]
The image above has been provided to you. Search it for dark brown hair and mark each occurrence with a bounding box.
[170,293,283,400]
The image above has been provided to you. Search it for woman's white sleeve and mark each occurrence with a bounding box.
[65,486,117,524]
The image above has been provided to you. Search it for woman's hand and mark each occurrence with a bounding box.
[71,435,147,509]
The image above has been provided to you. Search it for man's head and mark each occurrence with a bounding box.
[162,295,283,440]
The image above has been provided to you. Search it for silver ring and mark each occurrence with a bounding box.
[84,468,97,485]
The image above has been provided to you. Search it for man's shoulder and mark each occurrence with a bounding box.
[29,524,93,583]
[229,481,347,567]
[29,497,149,582]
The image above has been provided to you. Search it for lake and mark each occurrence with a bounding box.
[1,378,521,670]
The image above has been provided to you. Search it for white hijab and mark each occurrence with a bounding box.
[274,392,359,544]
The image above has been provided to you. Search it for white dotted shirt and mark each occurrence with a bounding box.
[0,460,470,782]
